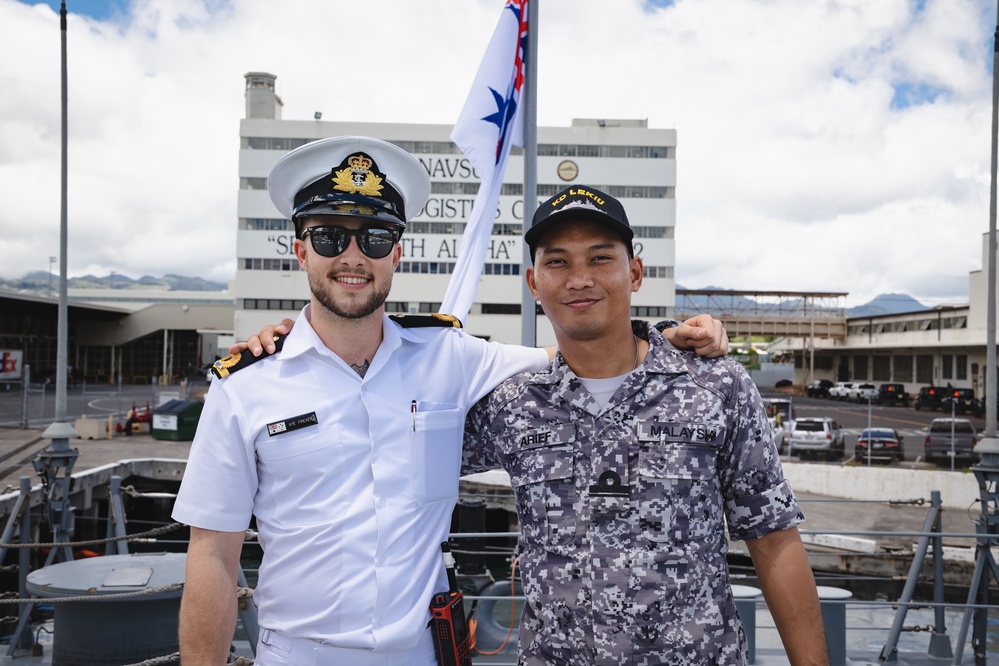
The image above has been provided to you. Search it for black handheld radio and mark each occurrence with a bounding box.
[430,542,473,666]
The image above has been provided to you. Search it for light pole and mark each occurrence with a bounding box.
[866,394,872,467]
[959,5,999,663]
[48,256,56,298]
[950,392,957,473]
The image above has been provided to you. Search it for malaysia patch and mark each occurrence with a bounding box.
[637,421,721,444]
[266,412,319,437]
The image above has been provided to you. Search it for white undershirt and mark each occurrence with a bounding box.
[578,371,633,410]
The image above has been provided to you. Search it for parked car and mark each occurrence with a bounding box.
[855,428,904,464]
[924,418,979,467]
[762,398,795,452]
[788,417,845,460]
[913,386,944,412]
[806,379,834,398]
[763,397,795,423]
[939,388,982,417]
[769,419,787,453]
[828,382,854,400]
[875,383,910,407]
[849,383,877,403]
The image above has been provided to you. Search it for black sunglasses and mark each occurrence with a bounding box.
[302,225,400,259]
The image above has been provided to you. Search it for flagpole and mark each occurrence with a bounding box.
[520,0,539,346]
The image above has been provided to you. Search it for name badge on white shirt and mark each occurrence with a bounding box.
[267,412,319,437]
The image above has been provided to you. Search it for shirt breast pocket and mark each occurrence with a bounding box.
[509,441,577,548]
[410,404,464,506]
[638,442,721,545]
[255,422,348,527]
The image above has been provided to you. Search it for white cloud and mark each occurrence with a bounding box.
[0,0,994,307]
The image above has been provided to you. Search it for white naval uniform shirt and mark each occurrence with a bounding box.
[172,306,547,651]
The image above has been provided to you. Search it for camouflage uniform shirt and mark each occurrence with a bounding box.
[463,321,803,665]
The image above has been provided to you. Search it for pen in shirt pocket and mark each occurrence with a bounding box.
[411,400,417,431]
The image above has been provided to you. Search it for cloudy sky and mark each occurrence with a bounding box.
[0,0,995,308]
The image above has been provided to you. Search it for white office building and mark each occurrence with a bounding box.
[235,72,678,345]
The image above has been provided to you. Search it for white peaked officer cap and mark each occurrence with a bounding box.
[267,136,430,231]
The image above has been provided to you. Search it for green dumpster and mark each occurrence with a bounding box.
[151,399,203,441]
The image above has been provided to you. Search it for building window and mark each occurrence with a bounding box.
[405,221,522,235]
[643,266,674,278]
[242,258,301,271]
[536,144,674,159]
[854,355,868,381]
[242,299,308,310]
[915,355,933,384]
[240,177,269,190]
[815,356,834,371]
[244,137,310,151]
[408,222,467,234]
[431,182,481,195]
[873,355,891,381]
[481,304,521,315]
[389,140,462,154]
[957,354,968,380]
[385,301,409,313]
[418,302,443,313]
[632,226,674,239]
[894,355,913,383]
[395,261,518,276]
[483,264,520,276]
[244,139,675,162]
[492,223,523,236]
[942,355,953,380]
[242,218,293,231]
[396,261,457,274]
[631,306,670,318]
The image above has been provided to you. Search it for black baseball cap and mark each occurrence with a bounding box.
[525,185,633,259]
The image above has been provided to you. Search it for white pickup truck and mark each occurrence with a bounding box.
[827,382,854,400]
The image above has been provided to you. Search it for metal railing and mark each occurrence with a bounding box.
[0,464,995,665]
[0,367,198,429]
[445,490,998,665]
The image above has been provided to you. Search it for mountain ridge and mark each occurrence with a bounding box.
[675,285,932,318]
[1,272,227,294]
[3,275,938,316]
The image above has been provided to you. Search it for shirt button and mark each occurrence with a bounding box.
[377,557,386,567]
[378,499,387,508]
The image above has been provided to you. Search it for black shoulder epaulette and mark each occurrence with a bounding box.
[389,313,463,329]
[210,336,285,379]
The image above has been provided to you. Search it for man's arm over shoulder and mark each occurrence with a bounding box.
[180,527,247,665]
[462,394,500,476]
[229,319,294,356]
[746,527,829,665]
[229,316,725,362]
[660,314,729,358]
[462,373,536,475]
[456,333,549,406]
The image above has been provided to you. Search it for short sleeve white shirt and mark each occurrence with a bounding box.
[172,307,547,651]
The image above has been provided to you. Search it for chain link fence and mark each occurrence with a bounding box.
[0,365,200,429]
